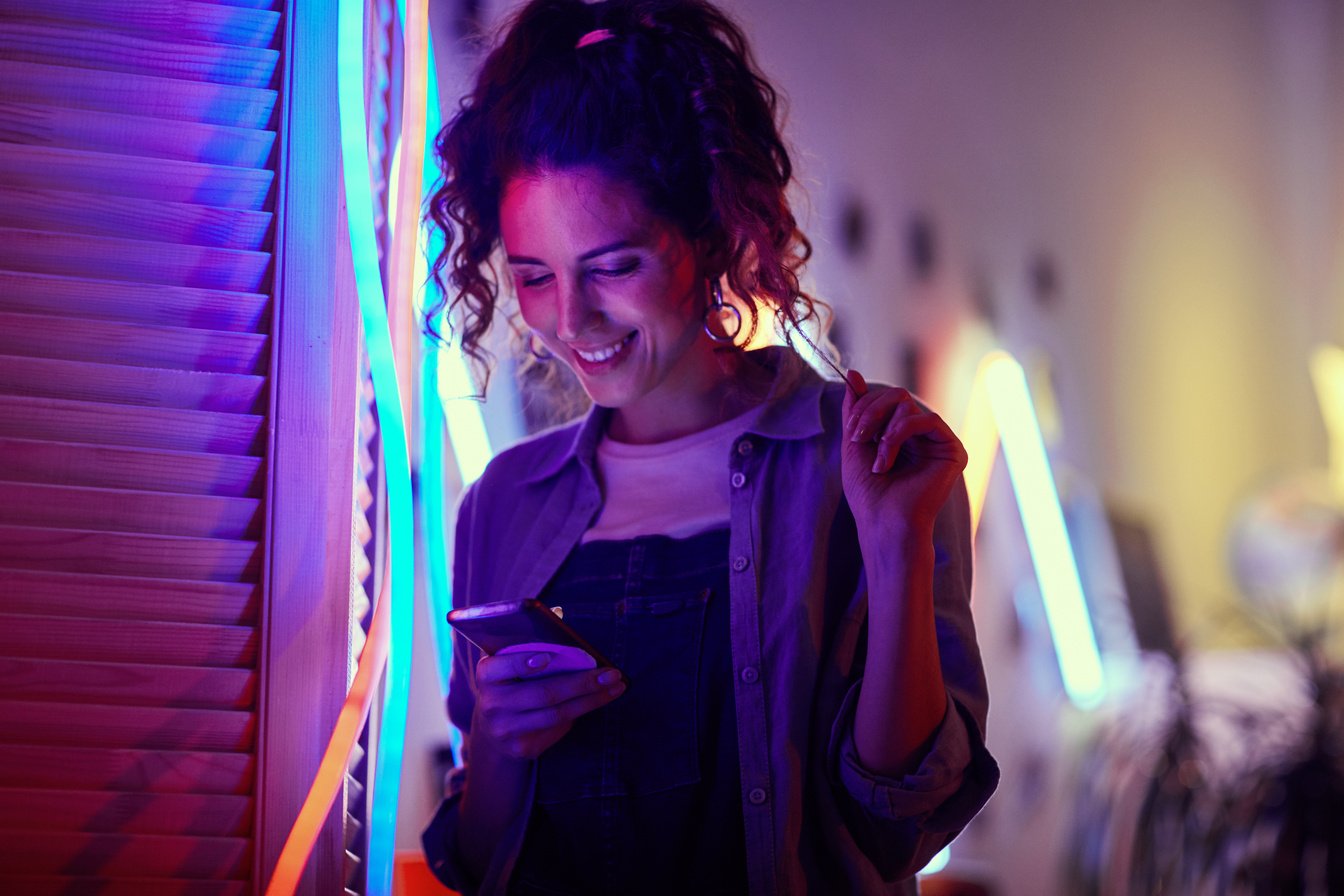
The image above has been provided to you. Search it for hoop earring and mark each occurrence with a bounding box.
[703,279,742,344]
[527,332,553,362]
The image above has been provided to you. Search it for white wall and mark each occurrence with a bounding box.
[714,0,1343,642]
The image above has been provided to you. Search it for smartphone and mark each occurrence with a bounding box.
[447,599,612,672]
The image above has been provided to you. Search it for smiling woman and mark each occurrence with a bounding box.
[420,2,998,894]
[501,167,761,443]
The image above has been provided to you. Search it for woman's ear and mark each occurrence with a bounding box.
[694,234,731,282]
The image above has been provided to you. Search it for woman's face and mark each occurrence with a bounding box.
[501,167,729,440]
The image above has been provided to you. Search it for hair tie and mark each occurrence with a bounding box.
[575,28,615,49]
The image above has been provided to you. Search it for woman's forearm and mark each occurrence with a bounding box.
[456,729,533,884]
[853,528,947,777]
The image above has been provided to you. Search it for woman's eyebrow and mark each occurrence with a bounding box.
[506,240,635,266]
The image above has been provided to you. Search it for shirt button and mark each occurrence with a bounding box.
[748,787,768,805]
[732,555,750,572]
[730,471,747,489]
[736,439,754,456]
[740,666,759,684]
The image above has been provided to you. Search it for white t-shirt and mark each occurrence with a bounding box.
[583,407,761,542]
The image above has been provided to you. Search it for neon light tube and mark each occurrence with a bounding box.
[1310,343,1344,500]
[983,352,1104,707]
[401,4,492,732]
[959,354,1001,538]
[920,846,951,876]
[264,561,391,895]
[337,0,420,890]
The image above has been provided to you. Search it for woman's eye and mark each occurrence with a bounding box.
[590,261,639,279]
[519,272,553,288]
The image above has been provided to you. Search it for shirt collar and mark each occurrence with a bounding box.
[517,346,832,485]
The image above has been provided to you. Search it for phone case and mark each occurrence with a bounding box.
[447,599,611,671]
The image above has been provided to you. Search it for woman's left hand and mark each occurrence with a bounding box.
[841,369,968,539]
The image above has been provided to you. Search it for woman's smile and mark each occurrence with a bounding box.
[500,166,742,442]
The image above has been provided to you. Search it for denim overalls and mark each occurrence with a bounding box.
[509,527,747,895]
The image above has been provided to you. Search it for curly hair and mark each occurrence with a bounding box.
[425,0,823,391]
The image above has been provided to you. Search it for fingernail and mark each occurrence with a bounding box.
[852,424,868,443]
[597,669,620,685]
[872,447,886,473]
[527,653,552,669]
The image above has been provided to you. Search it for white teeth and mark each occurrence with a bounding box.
[574,333,632,363]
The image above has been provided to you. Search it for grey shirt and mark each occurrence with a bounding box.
[427,347,999,895]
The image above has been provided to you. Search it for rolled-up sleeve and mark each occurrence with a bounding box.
[832,684,998,831]
[825,474,1000,881]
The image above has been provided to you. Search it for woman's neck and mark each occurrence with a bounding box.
[606,350,774,444]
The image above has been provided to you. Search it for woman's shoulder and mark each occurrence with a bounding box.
[469,412,594,500]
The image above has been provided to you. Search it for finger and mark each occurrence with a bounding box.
[849,387,914,443]
[479,666,622,714]
[491,677,628,741]
[873,415,967,473]
[476,650,558,683]
[842,369,867,430]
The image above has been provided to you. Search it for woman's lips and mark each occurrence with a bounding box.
[570,332,636,372]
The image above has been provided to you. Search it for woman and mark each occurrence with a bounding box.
[422,2,999,893]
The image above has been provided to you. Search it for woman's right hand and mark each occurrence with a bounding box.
[473,652,626,760]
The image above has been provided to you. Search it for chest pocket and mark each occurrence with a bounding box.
[534,587,712,804]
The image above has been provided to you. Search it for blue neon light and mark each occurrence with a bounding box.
[337,0,416,891]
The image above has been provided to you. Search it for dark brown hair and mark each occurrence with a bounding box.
[425,0,822,390]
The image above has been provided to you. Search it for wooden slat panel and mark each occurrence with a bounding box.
[0,61,277,129]
[0,271,269,331]
[1,658,255,710]
[1,570,257,626]
[0,745,253,795]
[0,189,273,251]
[0,615,256,668]
[0,700,254,751]
[0,439,263,498]
[0,228,270,291]
[0,23,280,89]
[0,481,262,538]
[0,396,264,455]
[208,0,279,9]
[0,144,273,210]
[0,313,267,374]
[0,102,277,168]
[0,356,267,414]
[0,526,261,582]
[3,0,281,50]
[0,788,253,836]
[0,829,249,878]
[0,876,246,896]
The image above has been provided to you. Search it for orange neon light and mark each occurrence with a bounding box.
[264,556,391,895]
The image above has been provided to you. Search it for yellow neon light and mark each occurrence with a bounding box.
[961,350,1105,708]
[1310,344,1344,500]
[961,353,1001,537]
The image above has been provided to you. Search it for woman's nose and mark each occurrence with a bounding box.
[555,281,598,341]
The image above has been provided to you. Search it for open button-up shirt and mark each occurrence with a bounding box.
[426,347,999,895]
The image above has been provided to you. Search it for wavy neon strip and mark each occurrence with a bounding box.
[264,558,391,895]
[348,0,424,892]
